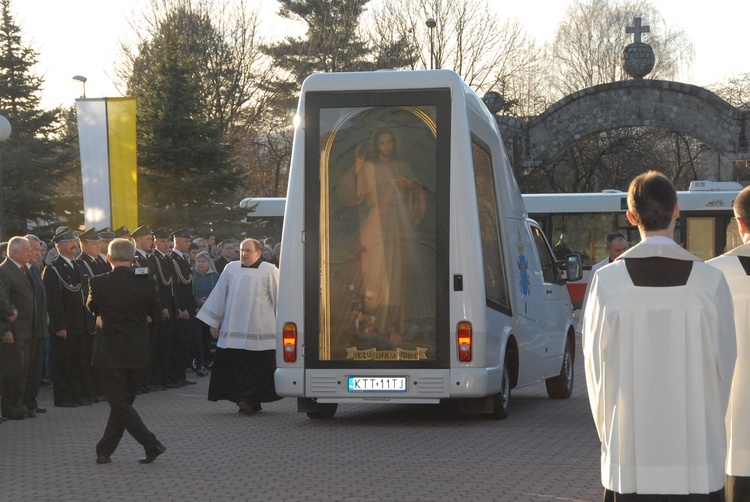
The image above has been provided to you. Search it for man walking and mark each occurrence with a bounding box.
[198,238,281,415]
[582,171,736,500]
[87,238,165,465]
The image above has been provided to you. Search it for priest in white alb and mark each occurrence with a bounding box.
[582,171,736,501]
[708,185,750,502]
[197,238,281,415]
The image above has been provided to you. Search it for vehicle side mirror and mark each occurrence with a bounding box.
[559,254,583,283]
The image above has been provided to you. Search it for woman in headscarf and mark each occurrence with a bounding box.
[191,251,220,376]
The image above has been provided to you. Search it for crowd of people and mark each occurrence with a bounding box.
[2,171,749,500]
[0,225,281,427]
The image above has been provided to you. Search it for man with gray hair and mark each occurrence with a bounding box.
[87,238,165,464]
[22,234,48,415]
[0,236,45,419]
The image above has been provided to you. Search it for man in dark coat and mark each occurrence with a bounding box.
[149,227,177,388]
[43,227,95,407]
[0,237,45,419]
[22,234,48,416]
[87,238,165,465]
[170,229,196,386]
[76,227,107,403]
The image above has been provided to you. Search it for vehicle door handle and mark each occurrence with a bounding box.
[546,289,553,295]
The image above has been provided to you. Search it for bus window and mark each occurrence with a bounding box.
[531,226,557,283]
[725,216,741,252]
[471,139,510,313]
[318,104,439,362]
[686,217,715,260]
[548,213,622,267]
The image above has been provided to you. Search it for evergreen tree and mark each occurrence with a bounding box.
[0,0,75,238]
[264,0,417,90]
[127,6,244,237]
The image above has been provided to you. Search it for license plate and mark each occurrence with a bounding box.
[348,376,407,392]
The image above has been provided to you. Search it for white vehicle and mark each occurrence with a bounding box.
[274,69,582,419]
[524,182,742,309]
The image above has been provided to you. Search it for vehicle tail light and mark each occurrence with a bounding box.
[283,322,297,362]
[457,321,472,362]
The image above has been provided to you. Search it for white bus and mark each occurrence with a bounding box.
[524,181,742,308]
[273,69,582,420]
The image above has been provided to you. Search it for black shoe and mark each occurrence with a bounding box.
[165,382,180,389]
[139,441,166,464]
[3,413,26,420]
[180,379,197,385]
[35,407,47,413]
[77,398,93,406]
[26,410,37,418]
[96,455,111,464]
[56,402,78,408]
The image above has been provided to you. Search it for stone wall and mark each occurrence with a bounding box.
[495,79,750,169]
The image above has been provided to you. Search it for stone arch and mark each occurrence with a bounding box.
[495,79,750,168]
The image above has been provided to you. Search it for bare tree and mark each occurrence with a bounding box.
[709,73,750,110]
[367,0,543,102]
[550,0,693,95]
[116,0,278,134]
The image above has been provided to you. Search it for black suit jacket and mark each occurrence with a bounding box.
[0,259,45,340]
[170,251,195,317]
[0,277,15,334]
[149,250,176,317]
[214,255,230,274]
[27,264,48,339]
[133,249,150,270]
[77,252,108,277]
[42,256,94,335]
[76,253,106,330]
[87,267,160,369]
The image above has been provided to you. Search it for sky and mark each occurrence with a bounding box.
[11,0,750,111]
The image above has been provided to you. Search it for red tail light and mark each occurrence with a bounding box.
[457,321,472,362]
[283,322,297,362]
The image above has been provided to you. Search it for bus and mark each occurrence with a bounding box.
[243,181,742,309]
[239,197,286,244]
[524,180,743,308]
[273,69,582,420]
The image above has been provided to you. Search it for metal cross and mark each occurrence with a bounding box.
[626,17,650,44]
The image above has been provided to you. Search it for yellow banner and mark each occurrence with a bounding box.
[106,98,137,230]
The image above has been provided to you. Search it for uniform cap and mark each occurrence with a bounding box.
[79,227,102,242]
[171,228,193,239]
[96,226,116,240]
[131,224,153,239]
[153,227,172,239]
[52,226,77,244]
[113,226,131,238]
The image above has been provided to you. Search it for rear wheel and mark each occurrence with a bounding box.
[485,363,510,420]
[545,338,574,399]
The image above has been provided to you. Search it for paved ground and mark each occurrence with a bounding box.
[1,335,603,502]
